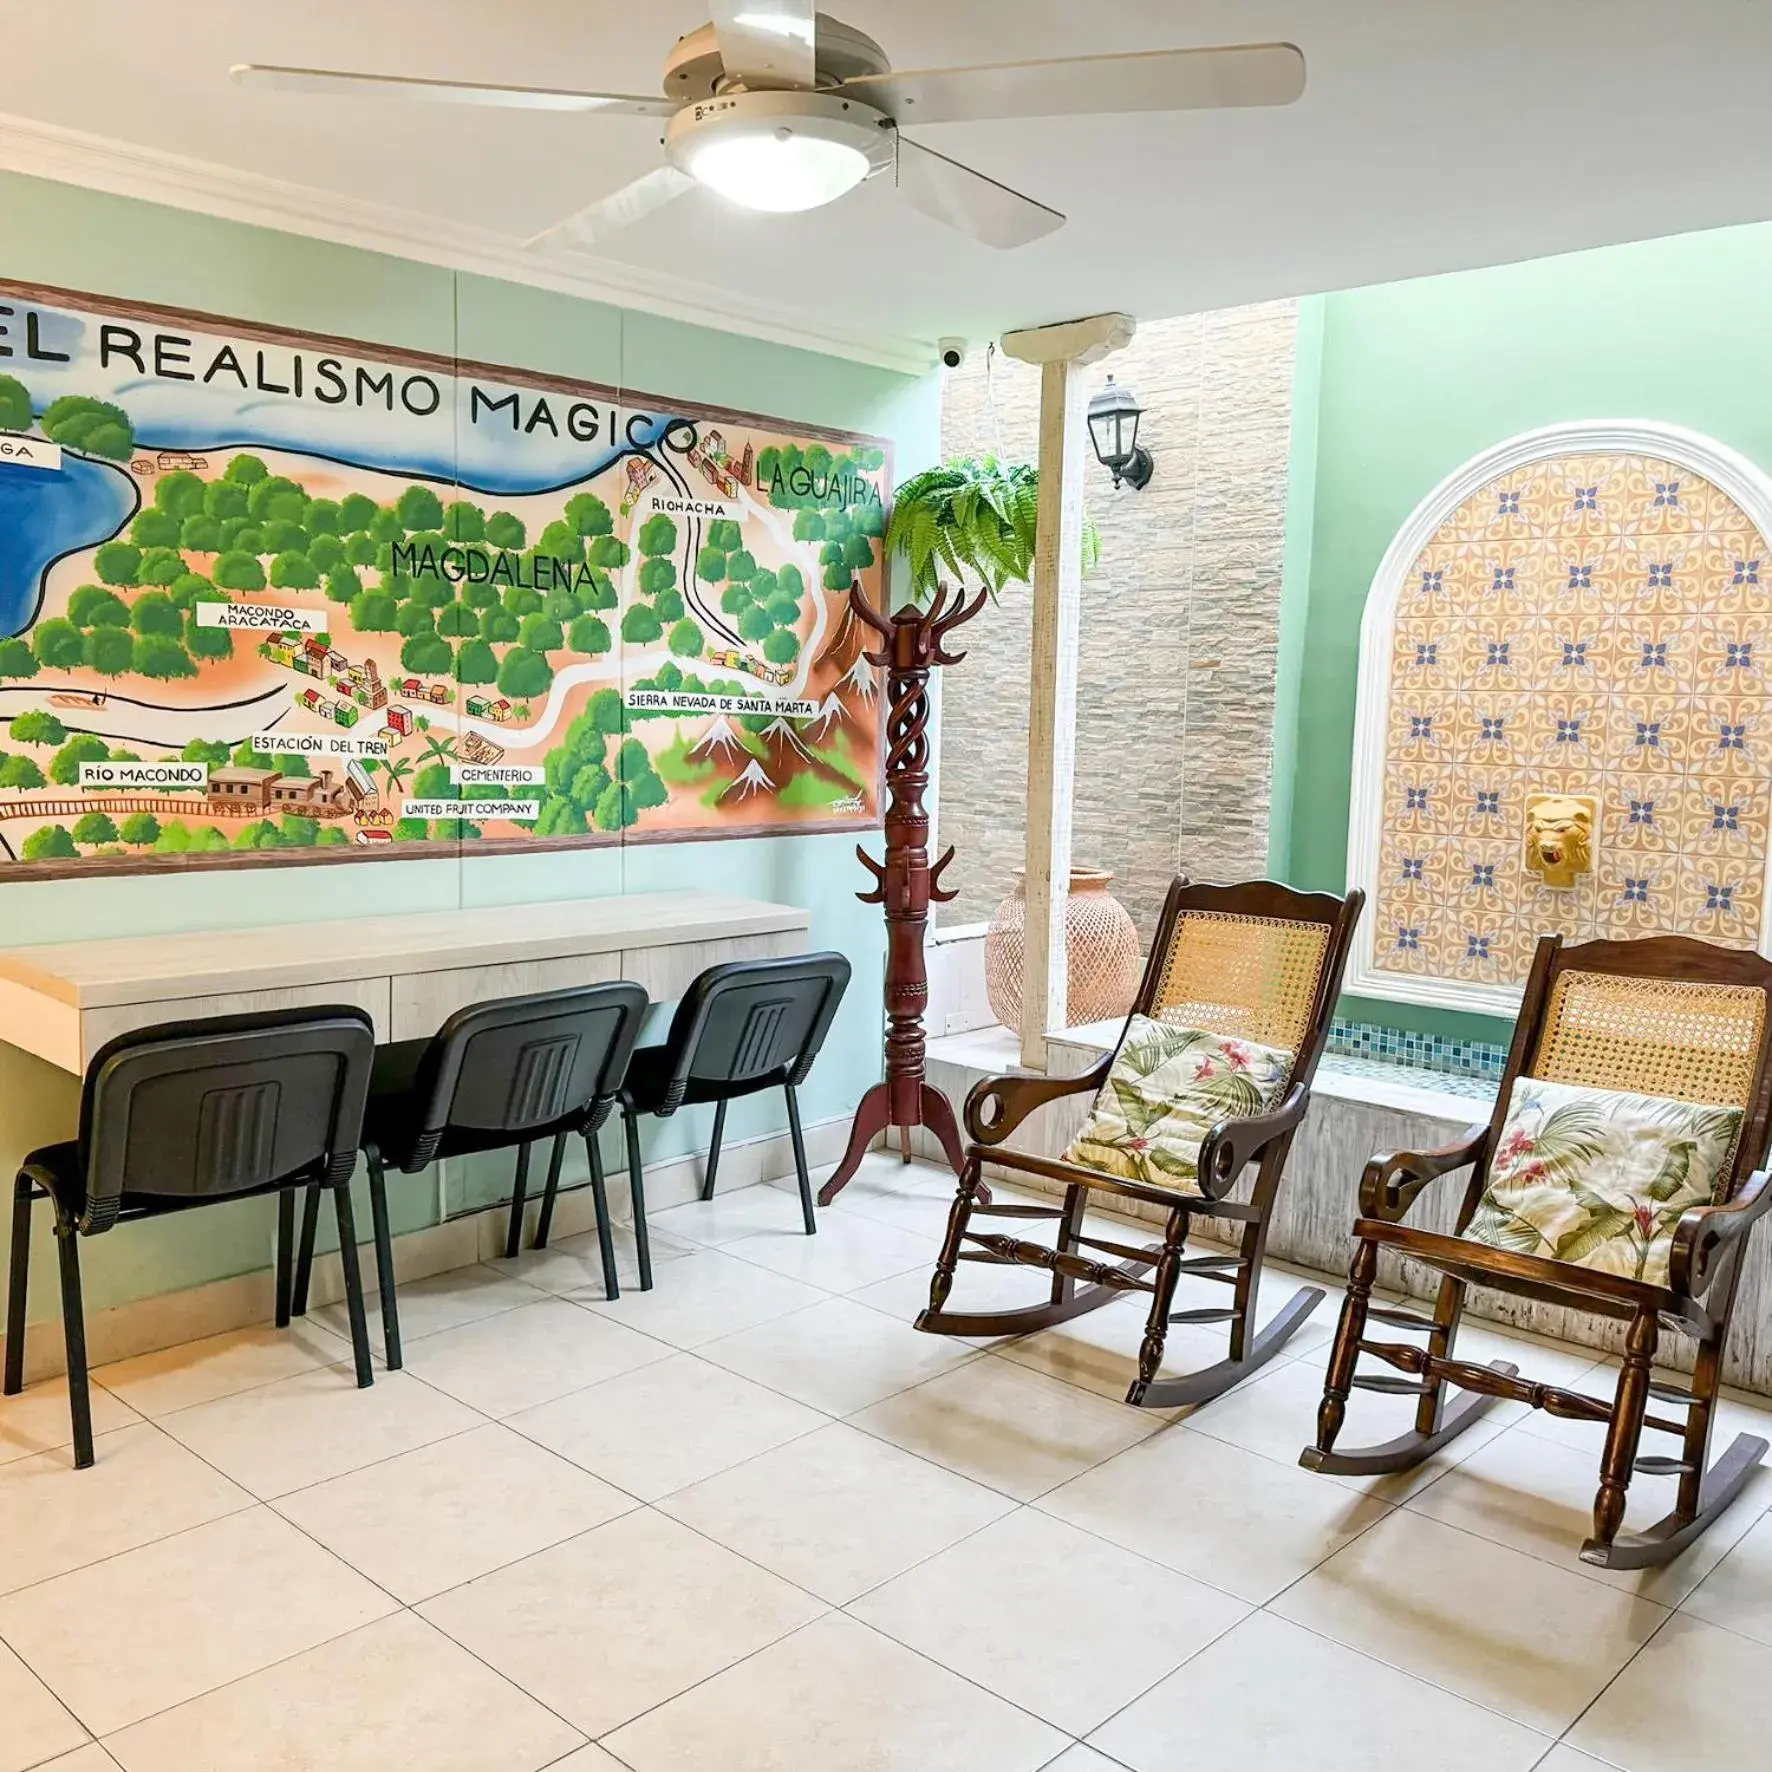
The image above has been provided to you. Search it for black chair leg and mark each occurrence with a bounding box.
[290,1182,322,1317]
[623,1105,653,1291]
[5,1173,32,1396]
[275,1188,294,1329]
[504,1141,533,1263]
[331,1183,375,1389]
[583,1130,619,1301]
[534,1132,568,1250]
[701,1099,727,1202]
[53,1213,93,1469]
[365,1148,402,1371]
[785,1084,816,1236]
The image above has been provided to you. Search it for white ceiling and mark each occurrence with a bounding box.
[7,0,1772,369]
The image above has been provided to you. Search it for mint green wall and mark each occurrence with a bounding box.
[1280,220,1772,1043]
[0,170,939,1320]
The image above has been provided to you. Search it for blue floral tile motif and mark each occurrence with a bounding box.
[1401,856,1425,882]
[1640,639,1669,669]
[1629,799,1656,826]
[1470,862,1495,888]
[1414,640,1439,666]
[1497,490,1521,515]
[1573,486,1599,511]
[1561,639,1588,667]
[1714,803,1741,832]
[1555,716,1582,743]
[1480,715,1506,742]
[1466,933,1491,959]
[1735,559,1761,585]
[1568,563,1593,590]
[1653,480,1681,507]
[1475,790,1501,817]
[1420,568,1445,595]
[1727,641,1754,670]
[1623,878,1650,904]
[1405,785,1431,811]
[1485,640,1511,668]
[1396,927,1421,952]
[1708,883,1736,912]
[1648,562,1674,589]
[1409,713,1435,739]
[1719,722,1747,751]
[1635,721,1661,748]
[1492,565,1516,592]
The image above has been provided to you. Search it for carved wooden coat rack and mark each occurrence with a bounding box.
[818,579,987,1205]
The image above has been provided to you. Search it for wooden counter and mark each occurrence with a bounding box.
[0,891,811,1072]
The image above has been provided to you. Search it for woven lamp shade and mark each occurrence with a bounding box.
[985,868,1142,1034]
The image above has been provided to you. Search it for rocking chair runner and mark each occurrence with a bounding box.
[916,877,1363,1409]
[1303,933,1772,1570]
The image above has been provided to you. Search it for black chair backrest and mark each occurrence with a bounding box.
[651,952,851,1113]
[407,981,650,1166]
[79,1005,377,1232]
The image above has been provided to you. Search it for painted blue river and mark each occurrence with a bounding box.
[0,452,137,637]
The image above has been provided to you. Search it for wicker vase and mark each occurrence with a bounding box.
[984,867,1141,1035]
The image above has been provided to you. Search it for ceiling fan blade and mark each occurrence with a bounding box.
[839,41,1305,125]
[230,64,677,117]
[709,0,817,90]
[893,136,1063,251]
[525,166,696,251]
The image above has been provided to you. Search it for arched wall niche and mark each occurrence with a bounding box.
[1346,421,1772,1016]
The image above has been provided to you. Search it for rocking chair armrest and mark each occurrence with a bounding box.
[1357,1124,1491,1223]
[964,1059,1111,1147]
[1670,1168,1772,1298]
[1194,1083,1309,1200]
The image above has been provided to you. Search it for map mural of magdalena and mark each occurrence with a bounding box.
[0,281,887,875]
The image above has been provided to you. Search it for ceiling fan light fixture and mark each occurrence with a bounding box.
[666,89,892,215]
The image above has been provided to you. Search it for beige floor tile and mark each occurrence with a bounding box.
[1037,1425,1391,1604]
[0,1636,86,1772]
[725,1211,937,1294]
[1087,1609,1550,1772]
[698,1295,983,1414]
[661,1421,1015,1603]
[1405,1424,1770,1605]
[402,1297,670,1417]
[419,1508,825,1737]
[0,1421,252,1595]
[1530,1751,1618,1771]
[0,1374,138,1466]
[824,1178,956,1238]
[508,1351,826,1500]
[274,1422,635,1602]
[573,1247,825,1349]
[1189,1341,1518,1500]
[92,1321,354,1418]
[1035,1751,1123,1772]
[1569,1611,1772,1770]
[852,1507,1249,1735]
[536,1751,628,1772]
[313,1263,550,1353]
[0,1507,396,1736]
[847,1252,1059,1336]
[488,1223,699,1297]
[34,1750,120,1772]
[158,1366,481,1499]
[1681,1506,1772,1646]
[650,1182,822,1248]
[811,1151,961,1208]
[103,1610,583,1772]
[1272,1509,1668,1735]
[850,1355,1158,1502]
[603,1611,1067,1772]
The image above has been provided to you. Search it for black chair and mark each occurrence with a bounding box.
[291,980,649,1360]
[4,1006,377,1469]
[621,953,852,1267]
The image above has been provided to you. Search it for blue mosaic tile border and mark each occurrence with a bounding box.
[1327,1018,1510,1082]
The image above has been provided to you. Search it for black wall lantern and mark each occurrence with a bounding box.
[1086,375,1153,490]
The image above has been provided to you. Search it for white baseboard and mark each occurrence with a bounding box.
[5,1114,850,1386]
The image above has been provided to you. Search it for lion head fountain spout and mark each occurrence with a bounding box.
[1524,793,1596,891]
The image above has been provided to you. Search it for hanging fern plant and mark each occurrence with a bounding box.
[885,456,1099,603]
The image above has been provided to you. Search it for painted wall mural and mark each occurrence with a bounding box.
[0,281,886,876]
[1347,423,1772,1015]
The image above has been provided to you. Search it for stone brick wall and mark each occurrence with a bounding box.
[932,302,1299,943]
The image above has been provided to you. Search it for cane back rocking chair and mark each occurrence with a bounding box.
[917,877,1363,1409]
[1303,933,1772,1569]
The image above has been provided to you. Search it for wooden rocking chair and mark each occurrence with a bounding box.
[916,878,1363,1409]
[1303,933,1772,1570]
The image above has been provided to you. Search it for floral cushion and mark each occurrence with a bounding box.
[1462,1077,1741,1288]
[1061,1016,1294,1194]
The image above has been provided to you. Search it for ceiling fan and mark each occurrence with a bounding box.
[232,4,1304,252]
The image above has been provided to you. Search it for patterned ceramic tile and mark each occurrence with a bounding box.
[1373,451,1772,985]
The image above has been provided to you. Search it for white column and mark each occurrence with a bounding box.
[1001,313,1134,1070]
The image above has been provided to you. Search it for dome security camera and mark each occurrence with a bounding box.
[938,337,967,369]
